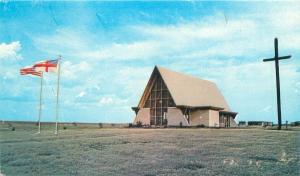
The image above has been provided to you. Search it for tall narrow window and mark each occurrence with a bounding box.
[144,72,175,125]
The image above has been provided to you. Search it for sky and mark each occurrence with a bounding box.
[0,1,299,123]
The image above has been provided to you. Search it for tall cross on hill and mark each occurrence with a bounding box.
[263,38,291,130]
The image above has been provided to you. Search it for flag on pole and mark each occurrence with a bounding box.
[20,65,43,134]
[33,59,58,72]
[20,67,42,77]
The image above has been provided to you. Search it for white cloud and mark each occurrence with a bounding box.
[260,105,272,112]
[266,5,300,31]
[116,66,152,94]
[98,97,113,106]
[61,61,91,80]
[33,3,300,63]
[134,18,256,42]
[76,91,86,98]
[0,41,23,86]
[82,41,162,60]
[295,82,300,94]
[94,84,101,91]
[0,41,22,60]
[97,94,129,107]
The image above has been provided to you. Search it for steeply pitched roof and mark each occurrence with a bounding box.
[156,66,231,111]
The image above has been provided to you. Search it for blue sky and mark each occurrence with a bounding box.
[0,1,299,123]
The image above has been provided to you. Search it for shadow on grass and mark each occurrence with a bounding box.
[249,156,278,162]
[175,162,205,170]
[88,140,131,151]
[37,151,54,156]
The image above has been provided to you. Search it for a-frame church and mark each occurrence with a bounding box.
[132,66,238,127]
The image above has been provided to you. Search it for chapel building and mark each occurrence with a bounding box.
[132,66,237,127]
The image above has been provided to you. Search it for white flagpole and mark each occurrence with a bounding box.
[55,56,61,135]
[37,72,43,134]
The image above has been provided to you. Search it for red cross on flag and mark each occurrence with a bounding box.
[33,59,59,72]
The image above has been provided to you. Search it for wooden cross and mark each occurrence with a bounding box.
[263,38,291,130]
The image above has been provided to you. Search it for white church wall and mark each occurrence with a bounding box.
[190,110,209,126]
[167,107,189,126]
[134,108,150,125]
[209,110,220,127]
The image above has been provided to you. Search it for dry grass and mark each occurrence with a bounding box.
[0,123,299,176]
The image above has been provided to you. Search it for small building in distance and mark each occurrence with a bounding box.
[247,121,273,127]
[132,66,238,127]
[291,121,300,126]
[238,121,247,126]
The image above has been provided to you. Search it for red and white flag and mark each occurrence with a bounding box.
[20,67,42,77]
[33,59,59,72]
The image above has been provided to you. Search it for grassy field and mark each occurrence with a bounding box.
[0,123,299,176]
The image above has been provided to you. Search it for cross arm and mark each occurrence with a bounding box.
[263,55,292,62]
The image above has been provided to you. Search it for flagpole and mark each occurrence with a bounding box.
[55,56,61,135]
[38,72,43,134]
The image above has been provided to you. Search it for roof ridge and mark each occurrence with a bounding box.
[156,66,215,85]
